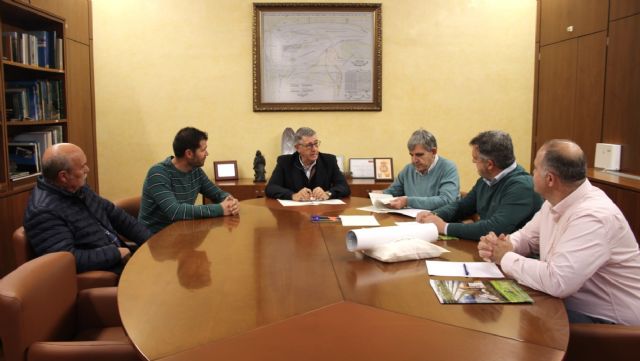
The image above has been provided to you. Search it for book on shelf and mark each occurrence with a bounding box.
[8,142,41,176]
[13,131,54,161]
[5,79,64,120]
[429,279,534,304]
[2,30,62,69]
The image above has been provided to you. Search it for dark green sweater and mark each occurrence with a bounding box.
[433,165,542,241]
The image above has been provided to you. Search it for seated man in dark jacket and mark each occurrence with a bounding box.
[266,127,350,200]
[24,143,151,274]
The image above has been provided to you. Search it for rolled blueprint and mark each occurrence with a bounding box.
[346,223,438,251]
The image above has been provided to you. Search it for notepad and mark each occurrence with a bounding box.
[425,261,504,278]
[338,215,380,227]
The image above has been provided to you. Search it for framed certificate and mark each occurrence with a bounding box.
[213,161,238,181]
[349,158,375,179]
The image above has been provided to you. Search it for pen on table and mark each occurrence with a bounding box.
[463,263,469,276]
[311,215,338,222]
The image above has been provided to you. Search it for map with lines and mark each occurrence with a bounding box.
[260,11,374,103]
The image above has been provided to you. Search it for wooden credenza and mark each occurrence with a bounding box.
[207,178,392,202]
[588,168,640,242]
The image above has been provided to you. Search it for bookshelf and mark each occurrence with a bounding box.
[1,0,66,188]
[0,0,97,277]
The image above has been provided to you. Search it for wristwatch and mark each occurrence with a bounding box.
[325,191,332,199]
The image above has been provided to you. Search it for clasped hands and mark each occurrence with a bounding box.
[221,195,240,216]
[477,231,513,264]
[292,187,330,201]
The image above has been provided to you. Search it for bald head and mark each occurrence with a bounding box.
[539,139,586,184]
[41,143,88,192]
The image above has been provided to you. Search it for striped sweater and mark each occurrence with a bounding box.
[139,157,229,233]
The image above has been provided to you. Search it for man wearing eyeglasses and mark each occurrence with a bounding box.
[417,130,542,241]
[266,127,350,201]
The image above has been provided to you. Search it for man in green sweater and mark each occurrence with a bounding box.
[382,129,460,210]
[139,127,239,233]
[417,130,542,241]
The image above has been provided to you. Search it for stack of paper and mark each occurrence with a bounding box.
[356,193,423,218]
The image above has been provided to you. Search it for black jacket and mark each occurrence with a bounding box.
[24,177,151,273]
[265,152,350,200]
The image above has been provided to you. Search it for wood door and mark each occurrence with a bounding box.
[30,0,90,45]
[610,0,640,20]
[536,32,606,164]
[603,14,640,174]
[536,39,577,151]
[65,40,98,191]
[573,31,606,166]
[540,0,609,45]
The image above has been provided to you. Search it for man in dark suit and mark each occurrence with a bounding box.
[266,127,350,200]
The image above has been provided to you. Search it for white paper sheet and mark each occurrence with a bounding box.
[356,193,424,218]
[346,223,438,251]
[425,261,505,278]
[339,215,380,227]
[278,199,346,207]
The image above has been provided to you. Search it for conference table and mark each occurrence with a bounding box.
[118,197,569,361]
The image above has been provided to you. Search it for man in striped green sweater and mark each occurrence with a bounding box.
[139,127,239,234]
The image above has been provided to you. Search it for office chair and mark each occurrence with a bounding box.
[565,323,640,361]
[0,252,140,361]
[11,226,118,290]
[114,195,142,219]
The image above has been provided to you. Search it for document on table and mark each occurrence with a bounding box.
[356,192,423,218]
[425,261,505,278]
[339,215,380,227]
[278,199,346,207]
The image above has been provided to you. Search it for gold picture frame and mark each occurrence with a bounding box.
[253,3,382,111]
[374,157,393,181]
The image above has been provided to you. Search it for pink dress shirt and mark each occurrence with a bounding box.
[501,180,640,325]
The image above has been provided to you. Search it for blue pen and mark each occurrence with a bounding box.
[463,263,469,276]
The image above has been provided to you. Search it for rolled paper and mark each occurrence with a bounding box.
[346,223,438,251]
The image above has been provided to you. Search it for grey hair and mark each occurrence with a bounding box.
[41,153,72,181]
[294,127,316,144]
[540,139,586,183]
[407,129,437,151]
[469,130,515,169]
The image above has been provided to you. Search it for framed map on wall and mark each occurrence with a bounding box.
[253,3,382,111]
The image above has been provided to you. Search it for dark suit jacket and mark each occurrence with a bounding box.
[265,152,350,200]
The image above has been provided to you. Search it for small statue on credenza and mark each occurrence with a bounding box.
[253,150,266,183]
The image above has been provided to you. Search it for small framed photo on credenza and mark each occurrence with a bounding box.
[349,158,375,179]
[374,158,394,181]
[213,160,238,181]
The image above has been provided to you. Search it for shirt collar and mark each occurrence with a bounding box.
[549,179,591,222]
[299,155,316,171]
[415,155,439,175]
[483,161,517,186]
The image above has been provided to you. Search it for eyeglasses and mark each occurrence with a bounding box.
[299,140,321,149]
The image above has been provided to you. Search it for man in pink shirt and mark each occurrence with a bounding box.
[478,139,640,325]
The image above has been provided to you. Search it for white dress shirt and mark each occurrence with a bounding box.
[501,180,640,325]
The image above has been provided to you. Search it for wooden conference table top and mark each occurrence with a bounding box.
[118,197,569,361]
